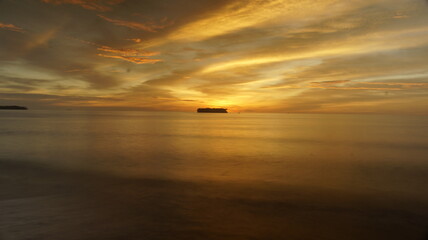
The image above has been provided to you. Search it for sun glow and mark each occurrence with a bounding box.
[0,0,427,114]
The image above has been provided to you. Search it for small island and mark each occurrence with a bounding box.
[0,105,28,110]
[197,108,227,113]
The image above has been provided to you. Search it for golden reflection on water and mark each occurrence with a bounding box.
[1,111,428,240]
[1,111,427,198]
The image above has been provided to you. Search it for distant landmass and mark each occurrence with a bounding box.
[0,105,28,110]
[197,108,228,113]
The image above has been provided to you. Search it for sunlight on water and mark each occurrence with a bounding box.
[1,110,427,197]
[1,110,428,240]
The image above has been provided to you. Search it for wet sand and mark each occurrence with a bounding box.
[1,160,428,240]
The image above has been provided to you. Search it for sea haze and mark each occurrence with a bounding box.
[1,110,428,239]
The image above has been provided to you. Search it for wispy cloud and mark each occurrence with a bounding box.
[41,0,124,12]
[97,54,161,64]
[2,0,428,113]
[67,37,162,64]
[364,82,428,87]
[0,22,24,32]
[97,45,161,64]
[98,15,172,32]
[309,80,428,91]
[97,45,159,57]
[127,38,142,43]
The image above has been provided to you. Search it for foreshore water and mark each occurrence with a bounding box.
[1,110,428,239]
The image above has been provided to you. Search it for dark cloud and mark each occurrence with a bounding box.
[41,0,125,12]
[0,0,234,91]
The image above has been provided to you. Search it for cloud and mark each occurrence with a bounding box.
[0,92,123,108]
[311,80,351,85]
[41,0,124,12]
[363,82,428,87]
[1,0,428,113]
[96,45,161,64]
[0,22,24,33]
[98,15,172,32]
[309,85,403,91]
[97,45,159,56]
[268,87,428,115]
[308,81,428,91]
[144,69,199,87]
[0,75,49,90]
[127,38,142,43]
[97,54,161,64]
[164,0,338,42]
[25,28,59,50]
[113,83,199,111]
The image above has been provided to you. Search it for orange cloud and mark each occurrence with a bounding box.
[98,15,171,32]
[309,81,428,91]
[97,45,159,57]
[97,45,161,64]
[311,80,350,85]
[363,82,428,87]
[309,86,403,91]
[67,37,161,64]
[127,38,142,43]
[393,12,409,19]
[0,22,24,32]
[97,54,161,64]
[41,0,124,12]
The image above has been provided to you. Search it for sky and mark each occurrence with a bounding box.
[0,0,428,114]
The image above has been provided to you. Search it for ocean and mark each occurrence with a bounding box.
[1,110,428,239]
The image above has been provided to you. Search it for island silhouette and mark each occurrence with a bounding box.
[0,105,28,110]
[197,108,228,113]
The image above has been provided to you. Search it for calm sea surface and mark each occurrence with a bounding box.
[1,110,428,239]
[1,110,428,195]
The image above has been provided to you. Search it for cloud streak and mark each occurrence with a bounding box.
[0,22,24,32]
[1,0,428,114]
[98,15,172,32]
[96,45,161,64]
[97,54,161,64]
[41,0,124,12]
[97,46,159,57]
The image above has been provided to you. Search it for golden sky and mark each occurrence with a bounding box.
[0,0,427,114]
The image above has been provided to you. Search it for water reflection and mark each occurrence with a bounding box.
[0,111,428,195]
[1,111,428,239]
[1,160,427,240]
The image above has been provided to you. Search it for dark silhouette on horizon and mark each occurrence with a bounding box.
[0,105,28,110]
[197,108,228,113]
